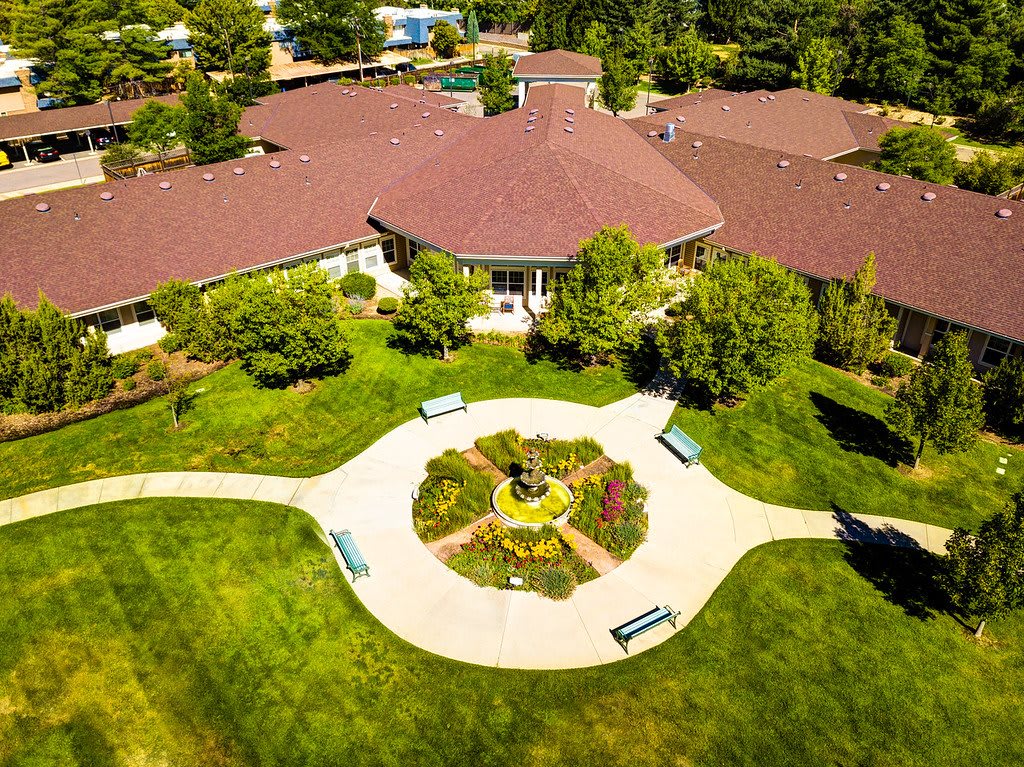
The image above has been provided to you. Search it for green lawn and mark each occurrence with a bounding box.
[947,128,1018,154]
[0,321,638,500]
[711,42,741,61]
[1,498,1022,766]
[669,359,1019,530]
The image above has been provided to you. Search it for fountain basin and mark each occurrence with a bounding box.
[492,476,574,528]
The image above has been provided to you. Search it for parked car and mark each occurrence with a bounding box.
[0,150,11,169]
[95,135,115,148]
[33,145,61,162]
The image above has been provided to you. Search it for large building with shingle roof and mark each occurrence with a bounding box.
[0,58,1021,370]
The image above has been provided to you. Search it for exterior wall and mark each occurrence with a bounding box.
[0,87,26,116]
[519,77,597,107]
[829,149,881,168]
[77,233,404,354]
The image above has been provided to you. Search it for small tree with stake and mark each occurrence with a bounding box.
[165,376,197,429]
[884,331,984,469]
[941,491,1024,638]
[466,10,479,61]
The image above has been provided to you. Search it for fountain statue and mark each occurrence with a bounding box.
[491,441,574,528]
[512,448,551,502]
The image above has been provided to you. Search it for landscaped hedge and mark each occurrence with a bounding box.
[475,429,602,477]
[876,351,916,378]
[569,462,648,559]
[338,273,377,300]
[377,297,399,315]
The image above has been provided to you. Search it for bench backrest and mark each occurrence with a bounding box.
[332,530,368,570]
[616,606,673,637]
[422,392,465,413]
[667,425,701,453]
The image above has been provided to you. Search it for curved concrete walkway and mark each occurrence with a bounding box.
[0,393,953,669]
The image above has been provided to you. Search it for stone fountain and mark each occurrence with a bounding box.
[491,445,574,528]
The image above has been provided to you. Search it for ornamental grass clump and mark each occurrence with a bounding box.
[531,567,577,600]
[413,449,493,541]
[474,429,602,477]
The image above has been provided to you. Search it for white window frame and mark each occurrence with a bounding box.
[133,300,156,325]
[97,307,122,334]
[664,243,683,269]
[382,237,396,264]
[981,335,1013,367]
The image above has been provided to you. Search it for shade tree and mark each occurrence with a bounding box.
[874,126,958,185]
[393,250,488,360]
[536,225,669,365]
[659,255,818,403]
[884,331,984,469]
[942,491,1024,638]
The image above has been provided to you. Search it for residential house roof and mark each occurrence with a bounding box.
[370,84,723,259]
[512,49,602,78]
[636,125,1024,341]
[634,88,906,159]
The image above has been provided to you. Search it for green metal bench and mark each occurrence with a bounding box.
[660,424,703,466]
[329,529,370,582]
[420,392,467,422]
[611,605,681,653]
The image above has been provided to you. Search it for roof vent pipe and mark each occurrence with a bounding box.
[997,208,1013,218]
[664,123,676,142]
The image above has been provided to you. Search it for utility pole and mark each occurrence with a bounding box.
[354,19,364,82]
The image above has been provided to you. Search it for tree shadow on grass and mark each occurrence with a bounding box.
[810,391,913,467]
[832,506,950,621]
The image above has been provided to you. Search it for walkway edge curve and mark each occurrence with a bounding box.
[0,394,952,669]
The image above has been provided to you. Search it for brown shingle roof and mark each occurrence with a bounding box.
[0,87,475,314]
[0,95,180,142]
[370,84,722,258]
[512,49,602,78]
[648,89,736,111]
[381,84,463,110]
[635,88,903,159]
[636,125,1024,342]
[239,83,473,150]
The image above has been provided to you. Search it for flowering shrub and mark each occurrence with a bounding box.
[448,520,594,598]
[412,448,494,542]
[570,463,648,559]
[601,480,626,523]
[413,477,464,530]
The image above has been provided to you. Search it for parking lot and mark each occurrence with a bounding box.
[0,149,105,197]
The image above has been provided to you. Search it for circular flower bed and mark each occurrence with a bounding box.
[413,431,649,599]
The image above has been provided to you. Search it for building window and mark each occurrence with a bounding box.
[382,238,396,264]
[694,245,709,270]
[408,239,421,262]
[931,319,966,348]
[491,269,525,295]
[133,300,156,325]
[982,336,1013,367]
[664,243,682,268]
[345,249,360,274]
[97,308,121,334]
[327,264,343,278]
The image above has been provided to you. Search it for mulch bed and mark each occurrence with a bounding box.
[0,348,222,443]
[426,514,497,562]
